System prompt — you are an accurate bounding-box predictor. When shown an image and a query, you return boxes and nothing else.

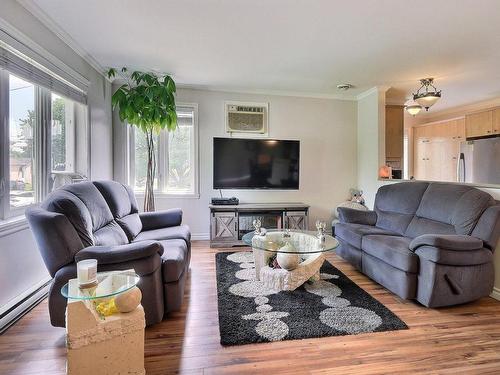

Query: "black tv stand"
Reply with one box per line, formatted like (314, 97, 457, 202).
(209, 202, 309, 248)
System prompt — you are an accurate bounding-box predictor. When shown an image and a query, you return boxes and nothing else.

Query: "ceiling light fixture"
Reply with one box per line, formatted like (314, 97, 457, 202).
(337, 83, 353, 91)
(405, 103, 422, 117)
(412, 78, 441, 111)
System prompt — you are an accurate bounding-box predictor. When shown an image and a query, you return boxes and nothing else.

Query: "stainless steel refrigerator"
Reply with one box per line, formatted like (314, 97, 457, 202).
(458, 136, 500, 185)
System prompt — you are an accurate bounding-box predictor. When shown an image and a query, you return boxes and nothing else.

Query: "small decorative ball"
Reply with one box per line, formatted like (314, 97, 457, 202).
(277, 252, 300, 271)
(115, 286, 142, 313)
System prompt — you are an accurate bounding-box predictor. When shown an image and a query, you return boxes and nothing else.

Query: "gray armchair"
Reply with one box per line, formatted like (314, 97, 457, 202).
(335, 182, 500, 307)
(27, 180, 191, 327)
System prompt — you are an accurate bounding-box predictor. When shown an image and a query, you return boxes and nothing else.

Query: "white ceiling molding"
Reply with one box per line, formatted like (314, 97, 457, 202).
(177, 83, 358, 101)
(356, 86, 390, 101)
(17, 0, 108, 80)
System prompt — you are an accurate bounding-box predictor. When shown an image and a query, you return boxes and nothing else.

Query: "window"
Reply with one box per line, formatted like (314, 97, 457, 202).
(129, 104, 198, 197)
(8, 75, 35, 211)
(0, 70, 88, 219)
(51, 94, 75, 173)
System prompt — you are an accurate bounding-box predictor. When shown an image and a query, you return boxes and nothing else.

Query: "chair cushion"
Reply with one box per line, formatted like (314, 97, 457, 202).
(160, 239, 189, 282)
(335, 223, 399, 249)
(362, 235, 418, 273)
(133, 225, 191, 245)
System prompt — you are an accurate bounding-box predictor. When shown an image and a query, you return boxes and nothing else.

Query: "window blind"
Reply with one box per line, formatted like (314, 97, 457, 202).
(0, 44, 87, 105)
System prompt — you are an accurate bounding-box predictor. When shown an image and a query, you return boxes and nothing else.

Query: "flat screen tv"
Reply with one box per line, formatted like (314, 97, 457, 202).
(213, 137, 300, 189)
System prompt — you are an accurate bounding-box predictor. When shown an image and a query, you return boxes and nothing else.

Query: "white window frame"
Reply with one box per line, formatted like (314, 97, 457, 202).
(0, 69, 44, 219)
(0, 69, 88, 220)
(129, 103, 199, 199)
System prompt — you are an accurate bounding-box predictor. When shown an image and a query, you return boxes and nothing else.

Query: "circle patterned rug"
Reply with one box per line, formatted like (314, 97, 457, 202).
(216, 251, 408, 346)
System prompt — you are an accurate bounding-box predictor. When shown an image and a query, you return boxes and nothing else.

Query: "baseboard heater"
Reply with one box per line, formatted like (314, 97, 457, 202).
(0, 279, 51, 334)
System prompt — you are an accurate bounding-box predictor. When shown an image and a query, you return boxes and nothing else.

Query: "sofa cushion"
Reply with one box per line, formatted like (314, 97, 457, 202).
(335, 223, 399, 249)
(160, 239, 189, 282)
(374, 182, 429, 235)
(93, 181, 143, 240)
(61, 182, 115, 232)
(117, 213, 143, 241)
(362, 235, 418, 273)
(93, 220, 129, 246)
(93, 180, 140, 218)
(133, 225, 191, 245)
(409, 183, 494, 237)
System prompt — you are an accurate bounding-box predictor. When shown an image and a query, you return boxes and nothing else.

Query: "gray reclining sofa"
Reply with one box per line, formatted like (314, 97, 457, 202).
(335, 181, 500, 307)
(26, 180, 191, 327)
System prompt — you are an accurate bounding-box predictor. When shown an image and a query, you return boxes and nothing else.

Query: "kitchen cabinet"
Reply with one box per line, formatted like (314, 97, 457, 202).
(465, 110, 493, 138)
(494, 108, 500, 135)
(412, 118, 464, 182)
(385, 105, 404, 160)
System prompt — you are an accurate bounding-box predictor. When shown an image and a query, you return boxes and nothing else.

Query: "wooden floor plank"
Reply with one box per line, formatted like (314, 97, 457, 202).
(0, 240, 499, 374)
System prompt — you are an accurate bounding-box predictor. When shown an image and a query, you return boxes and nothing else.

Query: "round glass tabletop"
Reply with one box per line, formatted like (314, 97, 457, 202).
(242, 229, 339, 254)
(61, 270, 140, 300)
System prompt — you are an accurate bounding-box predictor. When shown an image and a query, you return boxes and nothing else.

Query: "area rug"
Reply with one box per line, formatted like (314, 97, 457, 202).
(216, 251, 408, 346)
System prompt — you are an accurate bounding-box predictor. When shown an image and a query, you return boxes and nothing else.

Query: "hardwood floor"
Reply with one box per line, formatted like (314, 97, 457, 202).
(1, 241, 500, 374)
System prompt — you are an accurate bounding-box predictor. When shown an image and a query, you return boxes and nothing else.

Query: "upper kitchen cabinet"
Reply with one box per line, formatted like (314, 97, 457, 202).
(465, 110, 493, 138)
(385, 105, 404, 178)
(385, 105, 404, 159)
(494, 108, 500, 135)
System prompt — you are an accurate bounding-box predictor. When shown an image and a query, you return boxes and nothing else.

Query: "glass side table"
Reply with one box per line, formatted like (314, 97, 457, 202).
(61, 270, 145, 375)
(62, 270, 139, 304)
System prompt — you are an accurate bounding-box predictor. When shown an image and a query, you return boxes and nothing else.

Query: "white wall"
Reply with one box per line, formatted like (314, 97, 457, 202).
(358, 88, 500, 295)
(122, 88, 358, 237)
(357, 88, 386, 207)
(0, 0, 113, 315)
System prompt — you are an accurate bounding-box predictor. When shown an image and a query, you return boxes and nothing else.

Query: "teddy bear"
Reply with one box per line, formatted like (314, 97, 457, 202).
(349, 188, 366, 206)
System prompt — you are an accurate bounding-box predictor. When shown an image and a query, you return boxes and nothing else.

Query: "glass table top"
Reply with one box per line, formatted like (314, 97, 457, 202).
(61, 270, 140, 300)
(242, 229, 339, 254)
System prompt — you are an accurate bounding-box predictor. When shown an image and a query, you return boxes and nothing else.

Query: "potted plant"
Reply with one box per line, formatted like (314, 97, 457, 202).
(107, 68, 177, 211)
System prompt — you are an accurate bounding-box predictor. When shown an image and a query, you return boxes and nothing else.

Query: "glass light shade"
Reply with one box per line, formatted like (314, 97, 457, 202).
(405, 104, 422, 116)
(415, 94, 440, 109)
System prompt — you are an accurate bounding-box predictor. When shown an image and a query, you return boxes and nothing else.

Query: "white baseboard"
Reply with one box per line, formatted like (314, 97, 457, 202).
(191, 232, 210, 240)
(490, 287, 500, 301)
(0, 277, 51, 333)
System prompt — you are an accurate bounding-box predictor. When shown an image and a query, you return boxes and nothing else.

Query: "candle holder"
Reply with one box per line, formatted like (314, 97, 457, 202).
(77, 259, 98, 288)
(253, 219, 262, 234)
(315, 220, 327, 244)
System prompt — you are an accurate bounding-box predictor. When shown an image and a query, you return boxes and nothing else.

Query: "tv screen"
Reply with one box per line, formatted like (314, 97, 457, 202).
(213, 137, 300, 189)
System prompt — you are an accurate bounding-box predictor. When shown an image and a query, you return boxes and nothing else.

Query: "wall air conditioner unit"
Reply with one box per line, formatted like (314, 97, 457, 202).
(225, 101, 268, 136)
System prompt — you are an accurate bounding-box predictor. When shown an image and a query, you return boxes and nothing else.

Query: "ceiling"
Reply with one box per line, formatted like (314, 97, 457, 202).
(21, 0, 500, 110)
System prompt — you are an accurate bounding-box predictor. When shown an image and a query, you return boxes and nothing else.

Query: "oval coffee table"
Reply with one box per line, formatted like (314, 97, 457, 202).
(242, 230, 339, 291)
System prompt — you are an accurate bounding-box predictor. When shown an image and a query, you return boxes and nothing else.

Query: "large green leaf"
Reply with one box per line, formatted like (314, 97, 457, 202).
(108, 67, 178, 132)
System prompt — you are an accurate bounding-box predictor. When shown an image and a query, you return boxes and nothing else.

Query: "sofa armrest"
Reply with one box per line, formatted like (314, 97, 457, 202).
(139, 208, 182, 230)
(337, 207, 377, 225)
(75, 241, 164, 265)
(409, 234, 483, 252)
